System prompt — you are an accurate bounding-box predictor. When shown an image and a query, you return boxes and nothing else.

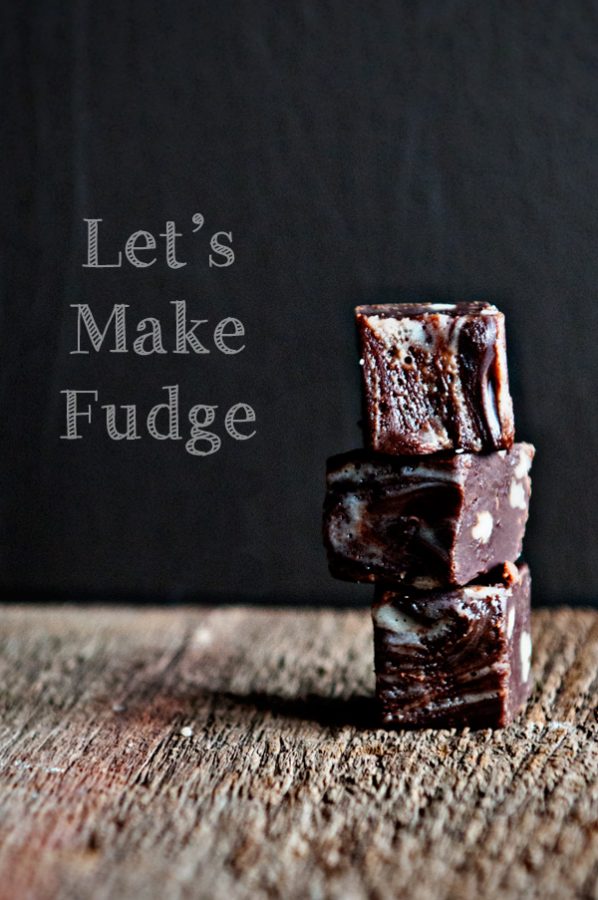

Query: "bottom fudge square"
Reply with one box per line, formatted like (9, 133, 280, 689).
(372, 563, 532, 729)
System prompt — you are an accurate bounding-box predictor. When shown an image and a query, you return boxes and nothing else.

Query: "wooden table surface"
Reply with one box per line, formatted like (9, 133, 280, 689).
(0, 606, 596, 900)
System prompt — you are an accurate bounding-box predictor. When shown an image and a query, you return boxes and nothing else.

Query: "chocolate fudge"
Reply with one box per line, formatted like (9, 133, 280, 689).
(372, 562, 532, 728)
(356, 302, 515, 455)
(323, 442, 534, 588)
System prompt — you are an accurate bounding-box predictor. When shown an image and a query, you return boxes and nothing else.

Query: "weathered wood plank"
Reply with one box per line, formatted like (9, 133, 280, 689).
(0, 607, 595, 899)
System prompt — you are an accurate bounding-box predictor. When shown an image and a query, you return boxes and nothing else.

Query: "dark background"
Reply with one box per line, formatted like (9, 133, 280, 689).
(3, 1, 598, 606)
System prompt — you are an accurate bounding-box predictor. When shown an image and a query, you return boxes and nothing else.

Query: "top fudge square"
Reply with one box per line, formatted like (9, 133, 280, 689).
(356, 302, 515, 455)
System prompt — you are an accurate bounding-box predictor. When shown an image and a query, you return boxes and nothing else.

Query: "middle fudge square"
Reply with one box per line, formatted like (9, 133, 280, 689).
(323, 442, 534, 589)
(356, 302, 515, 455)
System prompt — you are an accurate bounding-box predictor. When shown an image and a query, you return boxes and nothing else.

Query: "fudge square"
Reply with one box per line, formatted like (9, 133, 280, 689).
(356, 302, 515, 455)
(323, 442, 534, 589)
(372, 562, 532, 729)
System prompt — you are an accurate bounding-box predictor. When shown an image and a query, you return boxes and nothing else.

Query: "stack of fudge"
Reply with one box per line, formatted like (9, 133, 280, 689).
(323, 303, 534, 728)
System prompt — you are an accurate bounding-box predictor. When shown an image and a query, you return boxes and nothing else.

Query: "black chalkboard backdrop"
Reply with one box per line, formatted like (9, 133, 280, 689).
(3, 2, 598, 605)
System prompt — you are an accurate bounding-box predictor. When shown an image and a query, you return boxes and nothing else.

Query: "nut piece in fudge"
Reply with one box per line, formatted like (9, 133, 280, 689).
(372, 562, 532, 729)
(356, 302, 515, 455)
(323, 442, 534, 589)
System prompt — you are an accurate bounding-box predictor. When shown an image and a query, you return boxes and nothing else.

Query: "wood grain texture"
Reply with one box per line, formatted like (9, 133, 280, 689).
(0, 606, 596, 900)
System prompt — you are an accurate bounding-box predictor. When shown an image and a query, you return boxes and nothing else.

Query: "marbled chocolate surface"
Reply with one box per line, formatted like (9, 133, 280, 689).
(323, 443, 534, 588)
(356, 302, 515, 455)
(372, 563, 532, 728)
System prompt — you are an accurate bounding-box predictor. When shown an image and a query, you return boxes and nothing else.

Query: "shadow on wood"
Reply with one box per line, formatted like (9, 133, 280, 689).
(212, 690, 378, 729)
